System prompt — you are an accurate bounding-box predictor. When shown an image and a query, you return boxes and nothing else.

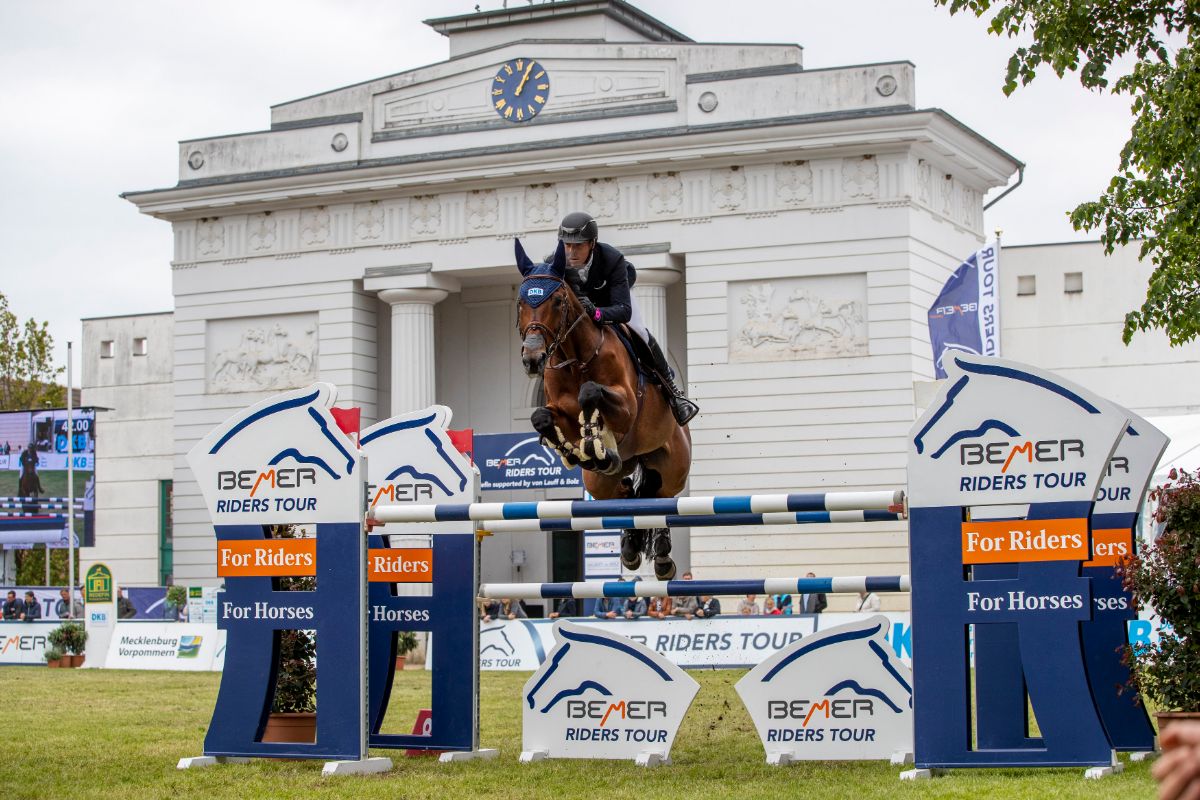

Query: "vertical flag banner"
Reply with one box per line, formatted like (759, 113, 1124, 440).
(927, 244, 999, 378)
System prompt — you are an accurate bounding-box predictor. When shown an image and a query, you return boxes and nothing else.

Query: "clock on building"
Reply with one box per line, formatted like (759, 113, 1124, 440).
(491, 58, 550, 122)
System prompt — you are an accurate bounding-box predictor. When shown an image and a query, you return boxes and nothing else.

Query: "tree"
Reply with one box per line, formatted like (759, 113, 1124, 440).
(936, 1, 1200, 345)
(0, 291, 64, 410)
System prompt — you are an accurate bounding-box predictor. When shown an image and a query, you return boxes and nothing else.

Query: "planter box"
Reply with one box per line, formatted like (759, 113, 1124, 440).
(261, 712, 316, 744)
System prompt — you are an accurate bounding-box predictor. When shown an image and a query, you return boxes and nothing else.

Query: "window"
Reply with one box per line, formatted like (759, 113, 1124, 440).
(133, 337, 148, 356)
(1017, 275, 1036, 296)
(1064, 272, 1083, 294)
(100, 340, 114, 358)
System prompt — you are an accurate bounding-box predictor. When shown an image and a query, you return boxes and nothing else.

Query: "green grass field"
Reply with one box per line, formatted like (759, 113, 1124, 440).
(0, 668, 1156, 800)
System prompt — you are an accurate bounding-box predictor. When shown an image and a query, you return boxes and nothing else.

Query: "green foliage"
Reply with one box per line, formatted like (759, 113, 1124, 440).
(0, 290, 64, 410)
(935, 0, 1200, 344)
(43, 646, 63, 663)
(166, 585, 188, 609)
(396, 630, 419, 656)
(269, 524, 317, 714)
(48, 621, 88, 655)
(1119, 468, 1200, 710)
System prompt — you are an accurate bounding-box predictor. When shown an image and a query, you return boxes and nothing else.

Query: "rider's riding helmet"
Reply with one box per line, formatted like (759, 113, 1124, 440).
(558, 211, 598, 243)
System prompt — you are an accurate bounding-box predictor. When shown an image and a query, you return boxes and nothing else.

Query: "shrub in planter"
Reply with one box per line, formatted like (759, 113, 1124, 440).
(1118, 468, 1200, 715)
(263, 524, 317, 744)
(48, 622, 87, 657)
(395, 630, 419, 669)
(166, 585, 188, 621)
(44, 646, 64, 668)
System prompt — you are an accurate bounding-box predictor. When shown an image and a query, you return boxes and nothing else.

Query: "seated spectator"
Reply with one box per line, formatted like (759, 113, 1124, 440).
(548, 598, 579, 619)
(593, 596, 621, 619)
(117, 588, 136, 620)
(738, 593, 761, 615)
(480, 599, 501, 622)
(646, 595, 673, 619)
(2, 590, 23, 621)
(856, 589, 881, 612)
(672, 570, 699, 620)
(696, 594, 720, 618)
(763, 596, 781, 615)
(20, 591, 41, 621)
(54, 588, 80, 620)
(771, 593, 793, 615)
(499, 598, 527, 620)
(623, 596, 647, 620)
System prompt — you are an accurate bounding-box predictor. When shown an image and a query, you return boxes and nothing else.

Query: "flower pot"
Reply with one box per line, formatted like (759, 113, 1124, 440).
(395, 655, 406, 671)
(261, 712, 317, 744)
(67, 654, 85, 668)
(46, 659, 62, 668)
(1156, 711, 1200, 738)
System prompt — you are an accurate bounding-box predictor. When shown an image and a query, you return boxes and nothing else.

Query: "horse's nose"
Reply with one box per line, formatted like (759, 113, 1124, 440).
(521, 350, 546, 376)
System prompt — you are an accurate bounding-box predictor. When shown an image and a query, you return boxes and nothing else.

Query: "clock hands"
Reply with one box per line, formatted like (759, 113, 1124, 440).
(515, 62, 534, 96)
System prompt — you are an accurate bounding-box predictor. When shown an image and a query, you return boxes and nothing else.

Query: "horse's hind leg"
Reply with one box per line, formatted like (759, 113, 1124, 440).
(650, 528, 675, 580)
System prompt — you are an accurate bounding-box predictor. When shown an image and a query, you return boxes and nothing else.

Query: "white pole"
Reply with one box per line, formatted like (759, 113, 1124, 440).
(67, 341, 74, 616)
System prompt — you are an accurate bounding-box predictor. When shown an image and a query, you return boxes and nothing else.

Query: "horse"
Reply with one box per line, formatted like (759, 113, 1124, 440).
(515, 239, 691, 580)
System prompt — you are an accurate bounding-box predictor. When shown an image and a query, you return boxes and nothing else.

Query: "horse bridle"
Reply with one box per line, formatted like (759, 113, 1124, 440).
(518, 277, 605, 371)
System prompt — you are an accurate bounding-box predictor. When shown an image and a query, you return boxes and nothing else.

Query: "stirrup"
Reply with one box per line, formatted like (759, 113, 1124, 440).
(670, 396, 699, 426)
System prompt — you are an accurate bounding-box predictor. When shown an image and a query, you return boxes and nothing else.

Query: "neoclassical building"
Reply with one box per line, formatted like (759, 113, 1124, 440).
(120, 0, 1023, 604)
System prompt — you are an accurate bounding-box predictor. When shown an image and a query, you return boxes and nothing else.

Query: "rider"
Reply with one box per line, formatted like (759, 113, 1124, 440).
(557, 211, 699, 426)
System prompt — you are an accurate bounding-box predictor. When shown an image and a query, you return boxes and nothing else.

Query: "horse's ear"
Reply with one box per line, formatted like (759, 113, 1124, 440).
(550, 239, 567, 278)
(515, 238, 535, 277)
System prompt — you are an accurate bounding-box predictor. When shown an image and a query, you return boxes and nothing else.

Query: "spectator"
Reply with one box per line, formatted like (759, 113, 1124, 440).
(672, 570, 699, 620)
(738, 593, 761, 615)
(55, 588, 81, 619)
(20, 591, 41, 621)
(623, 596, 647, 620)
(117, 588, 137, 620)
(499, 598, 527, 620)
(771, 593, 793, 615)
(856, 589, 881, 612)
(646, 595, 673, 619)
(763, 596, 781, 615)
(1155, 720, 1200, 800)
(2, 590, 24, 621)
(480, 599, 501, 622)
(548, 598, 579, 619)
(593, 596, 621, 619)
(696, 594, 721, 618)
(800, 572, 828, 614)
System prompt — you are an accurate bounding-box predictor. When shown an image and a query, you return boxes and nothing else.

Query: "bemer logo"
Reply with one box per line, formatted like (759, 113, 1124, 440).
(565, 699, 668, 726)
(369, 482, 436, 506)
(959, 439, 1084, 472)
(217, 468, 318, 494)
(767, 698, 876, 726)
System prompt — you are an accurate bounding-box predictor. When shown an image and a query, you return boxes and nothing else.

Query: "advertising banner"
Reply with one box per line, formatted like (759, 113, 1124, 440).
(104, 622, 225, 671)
(927, 244, 999, 378)
(475, 432, 581, 491)
(0, 621, 57, 664)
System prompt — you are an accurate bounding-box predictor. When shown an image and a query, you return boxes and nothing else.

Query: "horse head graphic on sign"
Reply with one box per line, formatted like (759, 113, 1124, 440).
(361, 406, 472, 507)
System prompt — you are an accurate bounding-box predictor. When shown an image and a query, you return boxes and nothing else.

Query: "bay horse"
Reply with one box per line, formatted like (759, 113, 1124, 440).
(515, 239, 691, 580)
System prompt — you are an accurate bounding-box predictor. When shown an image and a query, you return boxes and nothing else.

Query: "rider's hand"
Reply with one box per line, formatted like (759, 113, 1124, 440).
(578, 297, 600, 322)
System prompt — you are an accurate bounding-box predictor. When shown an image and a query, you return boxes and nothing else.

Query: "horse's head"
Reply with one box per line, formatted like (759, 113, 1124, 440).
(515, 238, 581, 377)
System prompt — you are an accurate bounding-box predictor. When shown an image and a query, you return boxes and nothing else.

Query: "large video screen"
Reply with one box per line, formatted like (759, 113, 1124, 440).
(0, 407, 96, 549)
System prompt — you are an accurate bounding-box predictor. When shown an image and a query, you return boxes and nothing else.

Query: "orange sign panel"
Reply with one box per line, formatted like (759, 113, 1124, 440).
(368, 548, 433, 583)
(217, 539, 316, 577)
(1083, 528, 1134, 568)
(961, 518, 1090, 564)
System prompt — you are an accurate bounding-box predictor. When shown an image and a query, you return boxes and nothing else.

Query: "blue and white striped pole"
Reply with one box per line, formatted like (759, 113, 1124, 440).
(478, 575, 910, 600)
(373, 489, 904, 524)
(477, 509, 902, 533)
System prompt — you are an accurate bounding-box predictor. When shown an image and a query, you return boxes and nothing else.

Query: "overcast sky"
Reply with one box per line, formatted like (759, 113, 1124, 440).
(0, 0, 1135, 380)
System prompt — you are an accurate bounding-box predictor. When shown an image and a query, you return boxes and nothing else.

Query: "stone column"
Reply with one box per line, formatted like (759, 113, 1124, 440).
(632, 267, 681, 351)
(378, 288, 448, 415)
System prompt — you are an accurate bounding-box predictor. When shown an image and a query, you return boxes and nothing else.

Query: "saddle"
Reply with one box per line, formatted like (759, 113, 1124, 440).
(611, 325, 662, 387)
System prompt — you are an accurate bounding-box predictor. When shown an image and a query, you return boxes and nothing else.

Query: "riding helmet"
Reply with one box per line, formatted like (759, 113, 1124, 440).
(558, 211, 598, 243)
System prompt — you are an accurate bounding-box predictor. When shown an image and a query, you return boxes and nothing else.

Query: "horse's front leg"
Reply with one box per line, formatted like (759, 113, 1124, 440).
(577, 381, 630, 476)
(531, 406, 583, 468)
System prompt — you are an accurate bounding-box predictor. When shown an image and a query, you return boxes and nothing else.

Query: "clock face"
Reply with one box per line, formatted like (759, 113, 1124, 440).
(491, 58, 550, 123)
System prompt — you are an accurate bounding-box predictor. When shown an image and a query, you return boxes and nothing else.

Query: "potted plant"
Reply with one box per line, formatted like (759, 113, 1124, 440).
(165, 585, 188, 621)
(261, 524, 317, 745)
(395, 631, 419, 671)
(1119, 467, 1200, 729)
(44, 646, 64, 668)
(48, 621, 87, 667)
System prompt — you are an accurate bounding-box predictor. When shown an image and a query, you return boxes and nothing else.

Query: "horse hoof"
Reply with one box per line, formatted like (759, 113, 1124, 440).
(621, 530, 645, 570)
(653, 557, 676, 581)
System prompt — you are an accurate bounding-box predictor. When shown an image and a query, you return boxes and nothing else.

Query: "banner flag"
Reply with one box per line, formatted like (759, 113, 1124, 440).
(927, 244, 999, 378)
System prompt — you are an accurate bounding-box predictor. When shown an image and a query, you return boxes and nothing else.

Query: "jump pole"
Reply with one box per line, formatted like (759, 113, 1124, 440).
(476, 509, 903, 534)
(479, 575, 910, 600)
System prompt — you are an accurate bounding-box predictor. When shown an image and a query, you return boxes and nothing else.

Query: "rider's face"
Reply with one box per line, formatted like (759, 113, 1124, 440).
(563, 240, 594, 268)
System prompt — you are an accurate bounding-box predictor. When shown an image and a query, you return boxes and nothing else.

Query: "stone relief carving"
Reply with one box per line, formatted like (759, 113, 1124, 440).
(197, 220, 225, 256)
(247, 213, 276, 252)
(843, 156, 878, 200)
(354, 202, 384, 241)
(916, 163, 932, 205)
(300, 207, 330, 246)
(648, 172, 682, 215)
(207, 313, 319, 393)
(466, 190, 499, 231)
(524, 183, 559, 227)
(775, 161, 813, 206)
(411, 195, 441, 237)
(728, 275, 868, 362)
(940, 176, 954, 217)
(585, 179, 620, 218)
(711, 167, 746, 210)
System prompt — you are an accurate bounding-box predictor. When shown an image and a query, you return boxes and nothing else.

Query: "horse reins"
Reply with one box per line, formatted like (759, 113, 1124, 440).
(519, 279, 605, 372)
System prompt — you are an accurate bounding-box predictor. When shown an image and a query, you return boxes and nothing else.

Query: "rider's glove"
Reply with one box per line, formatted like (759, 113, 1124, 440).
(579, 297, 602, 323)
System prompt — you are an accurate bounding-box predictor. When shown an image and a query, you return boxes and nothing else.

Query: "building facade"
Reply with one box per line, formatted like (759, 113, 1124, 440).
(120, 1, 1027, 604)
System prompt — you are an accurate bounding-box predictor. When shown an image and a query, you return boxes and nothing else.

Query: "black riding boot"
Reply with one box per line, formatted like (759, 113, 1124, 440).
(646, 335, 699, 426)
